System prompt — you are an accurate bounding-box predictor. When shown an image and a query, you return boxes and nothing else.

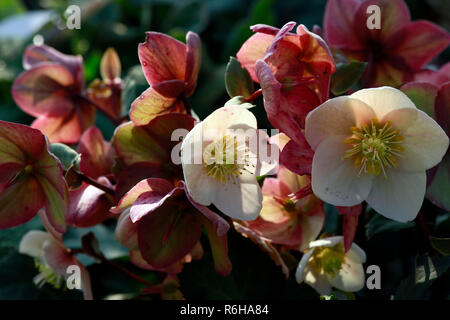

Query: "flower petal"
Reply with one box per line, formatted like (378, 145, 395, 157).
(326, 256, 365, 293)
(350, 86, 416, 119)
(211, 170, 263, 221)
(19, 230, 53, 258)
(366, 170, 426, 222)
(311, 135, 374, 206)
(305, 96, 376, 150)
(138, 32, 186, 85)
(184, 31, 201, 96)
(115, 209, 139, 250)
(236, 33, 274, 82)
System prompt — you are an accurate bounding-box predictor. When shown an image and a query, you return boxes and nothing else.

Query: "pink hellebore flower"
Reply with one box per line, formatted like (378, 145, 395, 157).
(130, 32, 201, 126)
(305, 87, 449, 222)
(237, 22, 336, 144)
(324, 0, 450, 87)
(296, 236, 366, 295)
(243, 134, 324, 250)
(12, 45, 96, 144)
(19, 230, 92, 300)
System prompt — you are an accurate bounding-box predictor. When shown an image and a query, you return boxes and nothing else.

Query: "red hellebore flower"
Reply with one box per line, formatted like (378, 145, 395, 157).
(130, 32, 201, 126)
(0, 120, 68, 233)
(237, 21, 336, 144)
(111, 178, 232, 276)
(12, 44, 96, 144)
(324, 0, 450, 87)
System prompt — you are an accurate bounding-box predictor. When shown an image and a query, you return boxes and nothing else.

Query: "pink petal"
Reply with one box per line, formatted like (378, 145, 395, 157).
(279, 139, 314, 176)
(138, 32, 186, 86)
(388, 21, 450, 70)
(78, 127, 114, 179)
(324, 0, 363, 50)
(337, 204, 362, 252)
(184, 32, 201, 96)
(236, 33, 274, 82)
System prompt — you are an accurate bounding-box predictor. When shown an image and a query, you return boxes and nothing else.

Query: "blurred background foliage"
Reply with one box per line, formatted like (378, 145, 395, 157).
(0, 0, 449, 300)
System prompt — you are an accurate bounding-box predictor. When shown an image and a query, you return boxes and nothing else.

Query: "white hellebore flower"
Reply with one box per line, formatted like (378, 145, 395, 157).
(305, 87, 449, 222)
(181, 104, 276, 220)
(296, 236, 366, 295)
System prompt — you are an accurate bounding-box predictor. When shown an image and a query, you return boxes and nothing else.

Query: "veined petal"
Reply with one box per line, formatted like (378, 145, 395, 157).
(236, 33, 274, 82)
(311, 136, 374, 206)
(138, 32, 186, 85)
(350, 87, 416, 119)
(394, 109, 449, 171)
(12, 63, 75, 118)
(366, 170, 426, 222)
(305, 96, 375, 150)
(324, 0, 362, 50)
(212, 170, 262, 221)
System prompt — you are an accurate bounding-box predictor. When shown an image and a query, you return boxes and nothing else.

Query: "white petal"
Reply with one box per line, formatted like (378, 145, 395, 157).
(295, 250, 314, 283)
(350, 87, 416, 119)
(366, 170, 426, 222)
(212, 170, 262, 221)
(311, 136, 374, 206)
(304, 267, 332, 296)
(326, 256, 365, 293)
(396, 109, 449, 172)
(347, 243, 367, 264)
(19, 230, 54, 258)
(309, 236, 344, 249)
(305, 96, 376, 150)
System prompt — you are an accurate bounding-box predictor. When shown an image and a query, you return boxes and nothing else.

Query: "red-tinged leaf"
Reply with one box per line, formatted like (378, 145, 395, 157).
(23, 44, 84, 85)
(388, 21, 450, 70)
(31, 98, 96, 144)
(354, 0, 411, 44)
(114, 162, 171, 203)
(100, 47, 121, 82)
(400, 82, 438, 118)
(111, 178, 174, 214)
(280, 139, 314, 176)
(115, 210, 139, 250)
(0, 175, 44, 229)
(68, 180, 113, 228)
(138, 32, 186, 86)
(78, 127, 114, 179)
(129, 80, 186, 126)
(12, 63, 76, 118)
(184, 31, 201, 97)
(236, 33, 274, 82)
(198, 214, 232, 276)
(435, 82, 450, 134)
(337, 204, 362, 252)
(324, 0, 363, 50)
(138, 202, 202, 268)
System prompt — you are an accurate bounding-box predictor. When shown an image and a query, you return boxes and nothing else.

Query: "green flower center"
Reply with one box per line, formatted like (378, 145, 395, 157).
(203, 135, 250, 183)
(310, 243, 346, 278)
(344, 118, 404, 178)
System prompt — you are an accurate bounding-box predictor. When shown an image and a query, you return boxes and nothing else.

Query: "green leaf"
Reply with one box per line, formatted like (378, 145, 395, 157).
(50, 143, 80, 171)
(330, 60, 367, 95)
(225, 57, 255, 99)
(366, 213, 415, 239)
(430, 236, 450, 256)
(395, 254, 450, 299)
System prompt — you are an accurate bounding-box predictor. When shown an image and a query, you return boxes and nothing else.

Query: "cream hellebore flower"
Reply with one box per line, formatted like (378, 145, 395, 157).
(19, 230, 93, 300)
(305, 87, 449, 222)
(181, 104, 276, 220)
(295, 236, 366, 295)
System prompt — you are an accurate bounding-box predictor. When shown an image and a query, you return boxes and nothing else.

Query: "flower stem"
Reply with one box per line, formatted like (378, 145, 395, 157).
(244, 89, 263, 103)
(76, 172, 115, 196)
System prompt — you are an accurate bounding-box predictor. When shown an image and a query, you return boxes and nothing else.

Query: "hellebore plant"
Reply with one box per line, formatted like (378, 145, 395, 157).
(323, 0, 450, 87)
(1, 0, 450, 301)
